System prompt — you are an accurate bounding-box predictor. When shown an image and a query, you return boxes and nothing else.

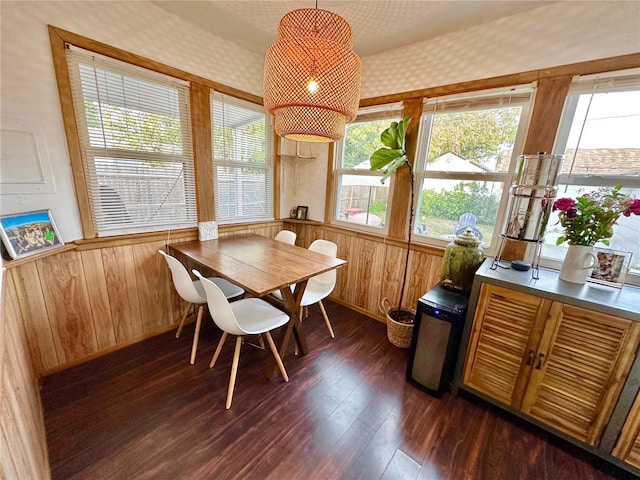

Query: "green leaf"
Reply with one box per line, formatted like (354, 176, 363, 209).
(555, 236, 566, 246)
(370, 148, 404, 170)
(396, 117, 411, 149)
(380, 122, 400, 149)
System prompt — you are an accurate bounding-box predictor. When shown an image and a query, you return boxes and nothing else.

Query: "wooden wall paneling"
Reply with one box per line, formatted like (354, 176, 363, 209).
(101, 245, 144, 343)
(0, 427, 20, 480)
(163, 244, 193, 324)
(191, 82, 215, 222)
(1, 273, 8, 381)
(2, 344, 46, 479)
(131, 241, 174, 333)
(10, 264, 59, 372)
(1, 387, 32, 479)
(80, 249, 117, 350)
(36, 251, 98, 364)
(1, 274, 51, 479)
(385, 98, 422, 241)
(342, 234, 363, 307)
(327, 230, 350, 303)
(316, 228, 351, 305)
(523, 75, 572, 154)
(403, 250, 438, 311)
(380, 243, 407, 315)
(351, 236, 386, 313)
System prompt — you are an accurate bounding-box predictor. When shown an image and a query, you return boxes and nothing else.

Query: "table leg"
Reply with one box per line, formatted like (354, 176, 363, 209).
(266, 279, 308, 380)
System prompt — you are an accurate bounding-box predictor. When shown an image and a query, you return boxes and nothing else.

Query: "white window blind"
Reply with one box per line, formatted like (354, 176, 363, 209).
(66, 46, 196, 236)
(211, 92, 274, 224)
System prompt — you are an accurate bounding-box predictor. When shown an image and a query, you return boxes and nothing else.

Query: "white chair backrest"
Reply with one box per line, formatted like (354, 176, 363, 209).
(308, 239, 337, 285)
(159, 250, 204, 304)
(275, 230, 297, 245)
(192, 270, 245, 336)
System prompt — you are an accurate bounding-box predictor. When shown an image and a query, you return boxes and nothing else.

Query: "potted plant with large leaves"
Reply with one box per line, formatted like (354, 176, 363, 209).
(369, 116, 416, 348)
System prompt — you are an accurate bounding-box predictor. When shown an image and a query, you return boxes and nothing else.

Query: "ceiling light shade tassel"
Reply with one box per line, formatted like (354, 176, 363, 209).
(264, 8, 361, 143)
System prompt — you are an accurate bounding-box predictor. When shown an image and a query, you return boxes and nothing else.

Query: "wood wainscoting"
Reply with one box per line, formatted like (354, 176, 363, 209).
(285, 221, 445, 319)
(2, 222, 284, 377)
(3, 220, 444, 378)
(1, 270, 51, 479)
(0, 219, 444, 479)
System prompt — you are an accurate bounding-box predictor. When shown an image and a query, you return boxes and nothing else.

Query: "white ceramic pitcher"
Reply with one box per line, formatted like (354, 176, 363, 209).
(559, 245, 597, 284)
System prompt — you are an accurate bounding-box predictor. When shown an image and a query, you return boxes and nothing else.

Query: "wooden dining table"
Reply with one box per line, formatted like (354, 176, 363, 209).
(169, 234, 346, 379)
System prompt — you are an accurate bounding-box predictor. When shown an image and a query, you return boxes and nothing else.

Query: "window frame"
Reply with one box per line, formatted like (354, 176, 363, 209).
(67, 48, 197, 236)
(539, 69, 640, 285)
(49, 26, 266, 240)
(331, 105, 404, 234)
(412, 86, 534, 255)
(210, 92, 275, 225)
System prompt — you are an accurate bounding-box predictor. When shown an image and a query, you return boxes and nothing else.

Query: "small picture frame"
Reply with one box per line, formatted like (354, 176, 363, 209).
(587, 248, 633, 288)
(0, 209, 64, 260)
(296, 205, 308, 220)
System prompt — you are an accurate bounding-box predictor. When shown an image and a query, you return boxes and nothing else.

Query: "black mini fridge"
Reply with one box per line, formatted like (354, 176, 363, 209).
(406, 284, 469, 397)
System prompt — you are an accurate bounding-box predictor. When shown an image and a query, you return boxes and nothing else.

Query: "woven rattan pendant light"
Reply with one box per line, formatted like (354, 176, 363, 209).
(263, 7, 361, 143)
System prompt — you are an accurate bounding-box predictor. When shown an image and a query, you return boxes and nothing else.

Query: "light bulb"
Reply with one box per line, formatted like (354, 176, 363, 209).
(307, 79, 319, 94)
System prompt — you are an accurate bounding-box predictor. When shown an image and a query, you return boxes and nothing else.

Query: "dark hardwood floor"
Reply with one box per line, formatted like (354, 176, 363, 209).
(41, 300, 632, 480)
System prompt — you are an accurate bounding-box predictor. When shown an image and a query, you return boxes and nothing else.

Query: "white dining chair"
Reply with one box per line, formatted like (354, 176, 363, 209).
(159, 250, 244, 365)
(192, 269, 290, 409)
(274, 229, 297, 245)
(272, 239, 337, 340)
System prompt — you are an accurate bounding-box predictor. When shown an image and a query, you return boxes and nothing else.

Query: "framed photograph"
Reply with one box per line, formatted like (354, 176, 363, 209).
(587, 248, 633, 288)
(0, 209, 64, 260)
(296, 205, 308, 220)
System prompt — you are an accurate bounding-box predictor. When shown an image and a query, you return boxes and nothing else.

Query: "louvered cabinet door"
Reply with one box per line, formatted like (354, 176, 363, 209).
(521, 303, 640, 445)
(463, 284, 551, 407)
(613, 390, 640, 469)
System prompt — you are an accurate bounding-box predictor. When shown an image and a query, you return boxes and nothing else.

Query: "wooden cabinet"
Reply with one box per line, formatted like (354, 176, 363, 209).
(463, 284, 550, 407)
(463, 284, 640, 445)
(613, 390, 640, 469)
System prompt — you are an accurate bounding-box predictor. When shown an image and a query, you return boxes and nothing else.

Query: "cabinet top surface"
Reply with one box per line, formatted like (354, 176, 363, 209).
(475, 259, 640, 321)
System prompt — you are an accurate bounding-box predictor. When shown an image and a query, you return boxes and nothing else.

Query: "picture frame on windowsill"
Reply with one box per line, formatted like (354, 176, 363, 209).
(587, 247, 633, 289)
(0, 209, 64, 260)
(296, 205, 308, 220)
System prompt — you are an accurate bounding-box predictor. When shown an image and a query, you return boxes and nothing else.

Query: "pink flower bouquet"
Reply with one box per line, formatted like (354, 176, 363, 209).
(552, 186, 640, 246)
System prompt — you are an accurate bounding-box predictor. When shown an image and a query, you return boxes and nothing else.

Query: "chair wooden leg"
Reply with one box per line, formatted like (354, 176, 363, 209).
(210, 332, 228, 368)
(175, 303, 192, 338)
(265, 331, 289, 382)
(318, 300, 335, 338)
(189, 305, 204, 365)
(226, 337, 242, 409)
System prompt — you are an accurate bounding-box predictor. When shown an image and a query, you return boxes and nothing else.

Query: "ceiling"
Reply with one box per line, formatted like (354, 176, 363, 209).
(153, 1, 556, 57)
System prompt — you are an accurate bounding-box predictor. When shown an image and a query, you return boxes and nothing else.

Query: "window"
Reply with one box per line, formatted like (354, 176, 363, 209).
(67, 46, 196, 236)
(333, 105, 403, 230)
(414, 87, 532, 252)
(542, 70, 640, 279)
(211, 93, 274, 224)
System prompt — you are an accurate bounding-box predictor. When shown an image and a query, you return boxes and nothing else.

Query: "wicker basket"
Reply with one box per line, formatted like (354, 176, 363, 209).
(380, 298, 414, 349)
